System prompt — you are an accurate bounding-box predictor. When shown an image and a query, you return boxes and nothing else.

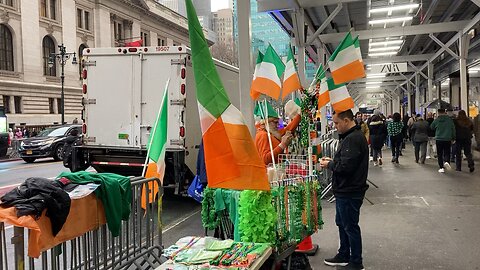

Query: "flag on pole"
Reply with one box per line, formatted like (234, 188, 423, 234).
(250, 51, 264, 100)
(281, 45, 302, 100)
(353, 36, 362, 63)
(327, 78, 354, 113)
(317, 66, 330, 109)
(329, 33, 365, 84)
(186, 0, 269, 191)
(250, 44, 285, 100)
(142, 80, 169, 208)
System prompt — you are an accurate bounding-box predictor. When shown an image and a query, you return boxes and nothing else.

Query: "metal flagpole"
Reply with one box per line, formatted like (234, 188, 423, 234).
(261, 99, 277, 170)
(142, 78, 170, 176)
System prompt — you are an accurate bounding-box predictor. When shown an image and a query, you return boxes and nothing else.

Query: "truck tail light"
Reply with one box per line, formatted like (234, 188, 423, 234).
(82, 124, 87, 134)
(181, 84, 185, 95)
(179, 126, 185, 137)
(128, 48, 138, 52)
(181, 68, 185, 79)
(82, 84, 87, 94)
(82, 70, 87, 79)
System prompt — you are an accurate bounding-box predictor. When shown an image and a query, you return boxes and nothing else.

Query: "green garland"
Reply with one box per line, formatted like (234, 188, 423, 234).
(201, 187, 219, 230)
(238, 190, 277, 243)
(299, 90, 318, 147)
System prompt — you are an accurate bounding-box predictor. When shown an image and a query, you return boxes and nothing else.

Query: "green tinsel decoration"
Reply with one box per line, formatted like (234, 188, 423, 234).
(238, 190, 277, 243)
(201, 187, 220, 230)
(299, 90, 319, 148)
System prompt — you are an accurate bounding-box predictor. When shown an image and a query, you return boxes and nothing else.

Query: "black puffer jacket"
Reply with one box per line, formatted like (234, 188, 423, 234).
(0, 177, 71, 236)
(368, 116, 387, 149)
(328, 125, 369, 198)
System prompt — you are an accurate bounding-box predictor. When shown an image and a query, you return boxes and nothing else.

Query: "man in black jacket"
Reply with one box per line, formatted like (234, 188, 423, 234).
(320, 109, 369, 270)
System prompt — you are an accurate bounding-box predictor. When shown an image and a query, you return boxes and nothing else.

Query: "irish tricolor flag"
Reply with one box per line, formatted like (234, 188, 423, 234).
(186, 0, 269, 191)
(316, 66, 330, 109)
(142, 80, 169, 208)
(144, 80, 168, 181)
(281, 45, 302, 99)
(250, 44, 285, 100)
(329, 33, 365, 84)
(250, 51, 264, 100)
(327, 78, 354, 113)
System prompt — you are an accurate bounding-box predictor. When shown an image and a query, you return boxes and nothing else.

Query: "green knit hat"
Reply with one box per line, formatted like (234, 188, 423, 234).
(254, 101, 279, 119)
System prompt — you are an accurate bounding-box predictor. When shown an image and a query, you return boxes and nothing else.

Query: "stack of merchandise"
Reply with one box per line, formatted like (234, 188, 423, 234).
(163, 237, 269, 269)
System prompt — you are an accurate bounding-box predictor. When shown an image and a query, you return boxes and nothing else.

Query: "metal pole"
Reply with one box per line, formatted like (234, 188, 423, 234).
(60, 44, 65, 125)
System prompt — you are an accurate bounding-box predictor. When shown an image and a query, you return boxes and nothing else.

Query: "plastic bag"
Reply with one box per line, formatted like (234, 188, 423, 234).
(187, 175, 204, 203)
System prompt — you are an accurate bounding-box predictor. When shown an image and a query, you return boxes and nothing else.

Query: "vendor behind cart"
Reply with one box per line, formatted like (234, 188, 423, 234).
(254, 101, 300, 164)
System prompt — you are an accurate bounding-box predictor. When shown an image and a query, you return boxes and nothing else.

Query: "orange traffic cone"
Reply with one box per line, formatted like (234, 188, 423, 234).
(295, 236, 319, 256)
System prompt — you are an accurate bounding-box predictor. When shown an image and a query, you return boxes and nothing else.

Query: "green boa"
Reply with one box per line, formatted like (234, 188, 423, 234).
(238, 190, 277, 243)
(201, 187, 219, 230)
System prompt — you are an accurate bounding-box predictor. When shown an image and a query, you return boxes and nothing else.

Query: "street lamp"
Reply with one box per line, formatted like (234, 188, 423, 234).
(48, 44, 77, 125)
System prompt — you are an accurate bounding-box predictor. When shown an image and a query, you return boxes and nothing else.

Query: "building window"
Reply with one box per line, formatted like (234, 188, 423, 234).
(76, 8, 91, 30)
(77, 9, 82, 28)
(40, 0, 56, 20)
(78, 44, 87, 79)
(3, 95, 10, 113)
(49, 98, 55, 114)
(43, 36, 56, 76)
(84, 11, 90, 30)
(0, 24, 14, 71)
(57, 98, 62, 115)
(113, 21, 123, 44)
(0, 0, 13, 7)
(157, 36, 166, 46)
(14, 96, 21, 113)
(141, 31, 149, 46)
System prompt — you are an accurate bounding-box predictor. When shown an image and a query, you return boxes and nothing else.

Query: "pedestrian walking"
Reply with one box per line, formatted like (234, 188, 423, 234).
(411, 116, 429, 164)
(426, 112, 436, 159)
(430, 108, 456, 173)
(320, 109, 369, 270)
(368, 114, 386, 166)
(454, 110, 475, 172)
(387, 113, 404, 164)
(474, 114, 480, 151)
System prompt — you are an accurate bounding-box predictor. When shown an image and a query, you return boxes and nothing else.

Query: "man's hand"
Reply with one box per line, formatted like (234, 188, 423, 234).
(281, 131, 293, 147)
(319, 157, 332, 168)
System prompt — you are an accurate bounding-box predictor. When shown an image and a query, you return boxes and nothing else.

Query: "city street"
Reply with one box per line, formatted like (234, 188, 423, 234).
(0, 158, 201, 247)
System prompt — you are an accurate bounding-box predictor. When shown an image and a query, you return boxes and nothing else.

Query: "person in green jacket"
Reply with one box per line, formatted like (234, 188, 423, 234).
(430, 108, 456, 173)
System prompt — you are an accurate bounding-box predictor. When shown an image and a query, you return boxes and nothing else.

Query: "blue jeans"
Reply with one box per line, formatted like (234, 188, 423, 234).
(335, 196, 364, 264)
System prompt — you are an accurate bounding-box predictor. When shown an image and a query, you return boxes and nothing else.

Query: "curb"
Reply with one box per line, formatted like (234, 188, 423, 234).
(0, 157, 22, 163)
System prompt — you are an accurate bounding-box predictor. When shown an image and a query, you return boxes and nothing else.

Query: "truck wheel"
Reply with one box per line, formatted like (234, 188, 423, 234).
(53, 144, 65, 161)
(23, 157, 36, 163)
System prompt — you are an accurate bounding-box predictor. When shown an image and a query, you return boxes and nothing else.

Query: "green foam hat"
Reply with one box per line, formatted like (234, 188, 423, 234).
(254, 101, 279, 119)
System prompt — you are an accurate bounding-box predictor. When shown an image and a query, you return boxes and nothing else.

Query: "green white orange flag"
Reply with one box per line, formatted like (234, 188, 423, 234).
(281, 45, 302, 100)
(353, 36, 362, 63)
(317, 66, 330, 109)
(250, 51, 264, 100)
(186, 0, 269, 191)
(329, 32, 365, 84)
(142, 79, 169, 208)
(327, 78, 354, 113)
(250, 44, 285, 100)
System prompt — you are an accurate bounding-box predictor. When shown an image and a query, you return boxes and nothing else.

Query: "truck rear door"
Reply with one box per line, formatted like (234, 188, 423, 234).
(139, 46, 187, 151)
(83, 48, 141, 147)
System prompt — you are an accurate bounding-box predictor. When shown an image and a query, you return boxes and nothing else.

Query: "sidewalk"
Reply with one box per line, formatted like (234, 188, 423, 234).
(311, 146, 480, 270)
(163, 147, 480, 270)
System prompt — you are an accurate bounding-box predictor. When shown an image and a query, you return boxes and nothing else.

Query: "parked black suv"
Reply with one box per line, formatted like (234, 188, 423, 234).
(18, 125, 82, 163)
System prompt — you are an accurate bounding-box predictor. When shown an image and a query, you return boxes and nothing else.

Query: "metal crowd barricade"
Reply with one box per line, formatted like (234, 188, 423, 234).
(0, 176, 162, 270)
(319, 131, 339, 201)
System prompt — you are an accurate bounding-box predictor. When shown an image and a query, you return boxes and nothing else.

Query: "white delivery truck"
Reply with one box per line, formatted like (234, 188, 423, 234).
(70, 46, 240, 194)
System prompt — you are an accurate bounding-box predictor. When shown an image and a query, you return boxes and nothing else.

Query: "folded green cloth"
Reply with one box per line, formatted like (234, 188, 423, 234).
(205, 238, 234, 251)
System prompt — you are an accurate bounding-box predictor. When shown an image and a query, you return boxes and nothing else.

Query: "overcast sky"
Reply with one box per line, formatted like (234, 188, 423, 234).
(211, 0, 229, 12)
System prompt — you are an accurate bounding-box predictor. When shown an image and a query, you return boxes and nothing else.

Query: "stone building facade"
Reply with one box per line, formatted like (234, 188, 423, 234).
(0, 0, 198, 128)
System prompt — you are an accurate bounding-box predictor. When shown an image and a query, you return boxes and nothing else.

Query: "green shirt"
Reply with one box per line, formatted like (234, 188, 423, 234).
(58, 171, 132, 237)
